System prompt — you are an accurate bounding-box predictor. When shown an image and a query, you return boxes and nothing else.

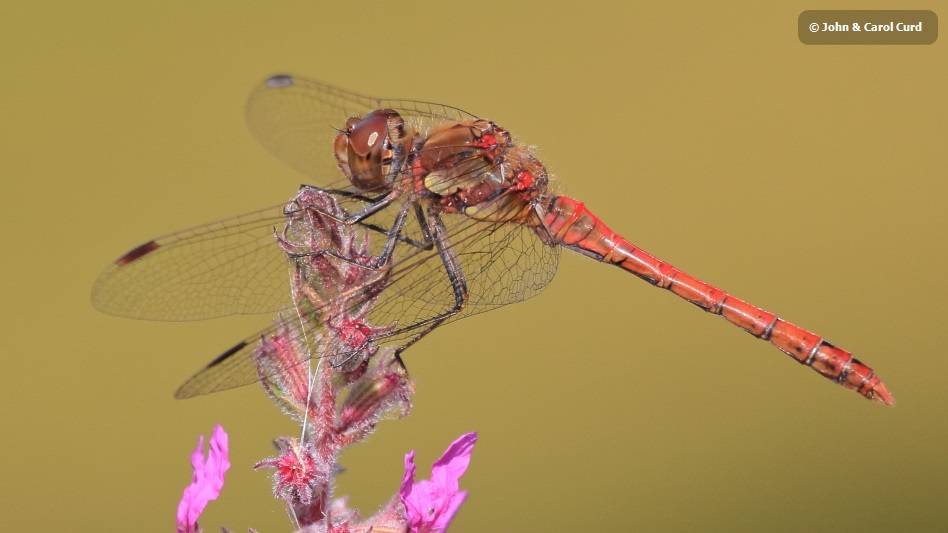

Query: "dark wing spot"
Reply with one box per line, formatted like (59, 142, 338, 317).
(207, 340, 249, 368)
(116, 241, 160, 266)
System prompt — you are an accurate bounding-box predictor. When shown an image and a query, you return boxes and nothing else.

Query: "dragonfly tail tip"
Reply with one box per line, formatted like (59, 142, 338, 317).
(871, 382, 895, 406)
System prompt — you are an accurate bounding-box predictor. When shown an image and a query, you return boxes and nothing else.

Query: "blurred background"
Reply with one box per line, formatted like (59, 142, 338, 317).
(2, 2, 945, 531)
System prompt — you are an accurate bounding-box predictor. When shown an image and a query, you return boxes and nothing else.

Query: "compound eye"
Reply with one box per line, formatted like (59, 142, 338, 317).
(344, 109, 402, 191)
(348, 110, 392, 157)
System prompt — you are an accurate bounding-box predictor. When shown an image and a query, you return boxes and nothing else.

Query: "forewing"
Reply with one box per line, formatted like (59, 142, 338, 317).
(91, 203, 292, 320)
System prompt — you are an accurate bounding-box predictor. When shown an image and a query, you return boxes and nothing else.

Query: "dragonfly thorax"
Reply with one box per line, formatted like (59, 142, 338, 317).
(417, 120, 548, 223)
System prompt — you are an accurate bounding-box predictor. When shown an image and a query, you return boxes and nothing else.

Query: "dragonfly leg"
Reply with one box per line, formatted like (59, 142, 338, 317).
(325, 206, 468, 373)
(321, 205, 412, 270)
(295, 184, 433, 249)
(284, 197, 441, 282)
(380, 208, 469, 364)
(293, 185, 403, 224)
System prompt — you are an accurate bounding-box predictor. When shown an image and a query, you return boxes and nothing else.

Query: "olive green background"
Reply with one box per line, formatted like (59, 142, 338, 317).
(2, 3, 945, 532)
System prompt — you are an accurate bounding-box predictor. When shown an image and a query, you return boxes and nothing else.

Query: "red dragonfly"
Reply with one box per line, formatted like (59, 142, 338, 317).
(92, 74, 893, 404)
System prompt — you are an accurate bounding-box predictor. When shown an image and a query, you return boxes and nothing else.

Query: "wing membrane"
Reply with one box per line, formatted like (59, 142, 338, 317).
(91, 203, 292, 320)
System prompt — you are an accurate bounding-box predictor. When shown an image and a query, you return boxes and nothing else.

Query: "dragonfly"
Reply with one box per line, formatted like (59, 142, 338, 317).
(92, 74, 893, 404)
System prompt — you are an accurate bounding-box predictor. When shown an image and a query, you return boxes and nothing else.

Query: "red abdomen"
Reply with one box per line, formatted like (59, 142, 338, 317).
(541, 195, 893, 405)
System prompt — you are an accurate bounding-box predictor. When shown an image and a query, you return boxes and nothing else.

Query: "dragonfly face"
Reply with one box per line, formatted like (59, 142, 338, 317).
(334, 108, 405, 191)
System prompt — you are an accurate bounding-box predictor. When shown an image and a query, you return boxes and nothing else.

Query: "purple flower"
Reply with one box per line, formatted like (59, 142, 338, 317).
(399, 432, 477, 533)
(177, 425, 230, 533)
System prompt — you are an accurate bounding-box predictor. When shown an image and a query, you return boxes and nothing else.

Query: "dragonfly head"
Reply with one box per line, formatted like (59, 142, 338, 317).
(335, 109, 405, 192)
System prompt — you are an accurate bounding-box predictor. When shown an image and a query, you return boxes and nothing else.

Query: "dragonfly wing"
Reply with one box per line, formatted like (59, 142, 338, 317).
(174, 319, 281, 398)
(91, 203, 292, 320)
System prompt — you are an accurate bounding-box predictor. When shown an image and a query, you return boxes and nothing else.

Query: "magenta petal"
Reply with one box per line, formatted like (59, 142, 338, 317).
(437, 490, 467, 531)
(429, 432, 476, 491)
(399, 432, 476, 533)
(399, 450, 417, 501)
(176, 425, 230, 533)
